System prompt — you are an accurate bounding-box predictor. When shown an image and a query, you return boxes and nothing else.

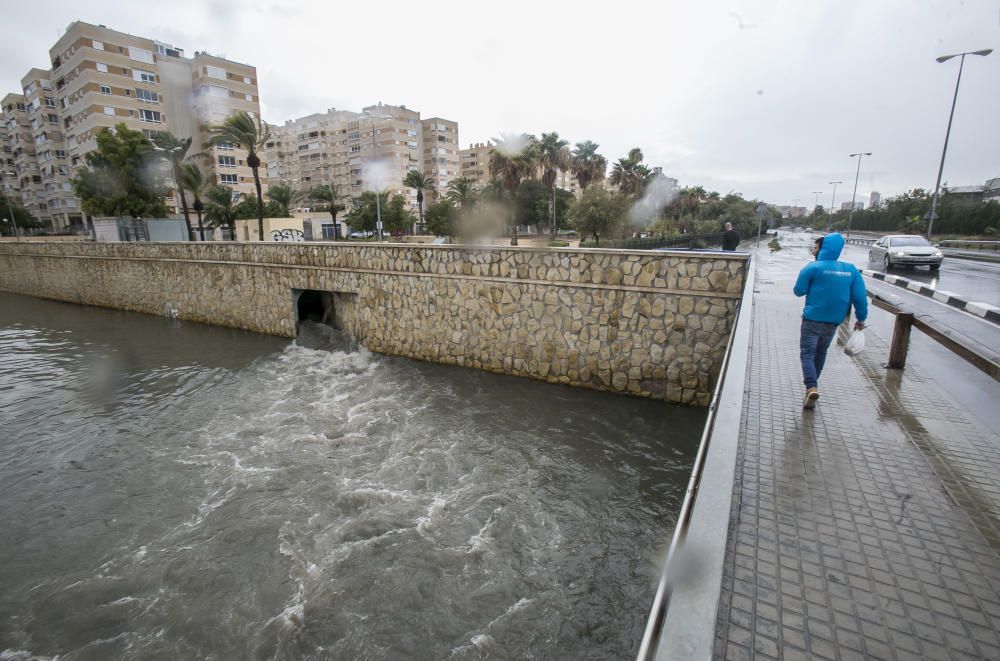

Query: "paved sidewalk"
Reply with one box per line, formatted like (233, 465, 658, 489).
(713, 245, 1000, 660)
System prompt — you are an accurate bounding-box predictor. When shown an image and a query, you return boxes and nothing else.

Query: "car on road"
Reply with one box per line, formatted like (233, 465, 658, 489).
(868, 234, 943, 271)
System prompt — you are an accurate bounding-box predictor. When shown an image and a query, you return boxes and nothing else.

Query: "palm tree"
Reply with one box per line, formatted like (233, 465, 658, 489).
(536, 132, 571, 239)
(489, 133, 537, 245)
(267, 183, 295, 217)
(609, 147, 652, 197)
(403, 170, 436, 233)
(570, 140, 607, 192)
(209, 112, 270, 241)
(179, 161, 209, 240)
(151, 132, 195, 240)
(203, 184, 239, 241)
(307, 183, 345, 236)
(445, 177, 477, 208)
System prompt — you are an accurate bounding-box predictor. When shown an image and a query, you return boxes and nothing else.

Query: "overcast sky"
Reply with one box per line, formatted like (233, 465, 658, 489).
(2, 0, 997, 206)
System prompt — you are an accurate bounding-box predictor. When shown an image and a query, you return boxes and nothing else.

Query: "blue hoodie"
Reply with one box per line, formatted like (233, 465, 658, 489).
(793, 233, 868, 324)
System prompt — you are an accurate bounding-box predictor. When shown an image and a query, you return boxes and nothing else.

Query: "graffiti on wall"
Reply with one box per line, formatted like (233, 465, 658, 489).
(270, 228, 305, 242)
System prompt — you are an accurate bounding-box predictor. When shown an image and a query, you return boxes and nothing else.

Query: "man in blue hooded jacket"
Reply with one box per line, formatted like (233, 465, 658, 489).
(793, 233, 868, 409)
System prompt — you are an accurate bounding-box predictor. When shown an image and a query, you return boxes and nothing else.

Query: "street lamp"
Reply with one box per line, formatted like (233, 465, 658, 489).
(846, 152, 872, 238)
(828, 181, 842, 230)
(3, 170, 21, 240)
(362, 110, 393, 242)
(812, 191, 823, 215)
(927, 48, 993, 239)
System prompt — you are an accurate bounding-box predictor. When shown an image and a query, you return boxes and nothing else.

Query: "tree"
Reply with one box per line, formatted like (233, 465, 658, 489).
(307, 183, 346, 229)
(535, 132, 571, 239)
(233, 196, 286, 220)
(72, 124, 168, 218)
(425, 200, 458, 239)
(403, 169, 435, 232)
(267, 183, 295, 217)
(488, 133, 537, 245)
(514, 179, 548, 228)
(568, 188, 628, 246)
(609, 147, 653, 198)
(0, 192, 42, 236)
(179, 162, 209, 240)
(570, 140, 608, 192)
(346, 191, 389, 234)
(203, 185, 239, 240)
(445, 177, 477, 208)
(151, 131, 196, 240)
(382, 194, 417, 234)
(209, 112, 270, 241)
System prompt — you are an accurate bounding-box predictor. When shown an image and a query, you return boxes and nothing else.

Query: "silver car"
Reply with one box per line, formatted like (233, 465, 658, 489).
(868, 235, 943, 271)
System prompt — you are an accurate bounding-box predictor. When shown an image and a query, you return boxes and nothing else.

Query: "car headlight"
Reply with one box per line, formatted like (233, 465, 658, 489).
(932, 251, 942, 257)
(894, 251, 906, 257)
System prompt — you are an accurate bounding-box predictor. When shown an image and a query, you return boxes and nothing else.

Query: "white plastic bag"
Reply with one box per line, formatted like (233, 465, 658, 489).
(844, 330, 866, 356)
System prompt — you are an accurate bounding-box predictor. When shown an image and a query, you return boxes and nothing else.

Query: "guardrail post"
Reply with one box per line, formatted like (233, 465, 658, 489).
(887, 312, 914, 369)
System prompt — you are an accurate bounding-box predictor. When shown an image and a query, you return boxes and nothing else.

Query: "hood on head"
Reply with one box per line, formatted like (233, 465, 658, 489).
(818, 232, 844, 260)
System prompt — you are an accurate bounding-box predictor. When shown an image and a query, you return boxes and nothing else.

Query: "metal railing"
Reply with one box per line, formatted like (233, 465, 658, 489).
(937, 239, 1000, 251)
(580, 232, 733, 251)
(866, 288, 999, 381)
(636, 255, 756, 660)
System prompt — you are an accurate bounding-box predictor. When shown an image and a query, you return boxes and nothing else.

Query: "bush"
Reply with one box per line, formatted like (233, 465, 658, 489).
(547, 240, 569, 247)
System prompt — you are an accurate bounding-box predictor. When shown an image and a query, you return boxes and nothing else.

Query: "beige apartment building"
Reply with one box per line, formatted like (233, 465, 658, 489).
(264, 103, 459, 219)
(459, 142, 493, 186)
(0, 21, 264, 231)
(1, 93, 48, 223)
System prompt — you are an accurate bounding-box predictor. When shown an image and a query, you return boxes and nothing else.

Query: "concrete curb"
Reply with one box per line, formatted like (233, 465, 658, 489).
(862, 269, 1000, 326)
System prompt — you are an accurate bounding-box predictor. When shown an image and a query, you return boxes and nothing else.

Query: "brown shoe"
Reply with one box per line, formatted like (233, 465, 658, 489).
(803, 387, 819, 409)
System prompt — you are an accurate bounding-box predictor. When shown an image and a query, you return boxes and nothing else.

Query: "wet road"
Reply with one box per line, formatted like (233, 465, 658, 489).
(0, 292, 704, 660)
(839, 237, 1000, 308)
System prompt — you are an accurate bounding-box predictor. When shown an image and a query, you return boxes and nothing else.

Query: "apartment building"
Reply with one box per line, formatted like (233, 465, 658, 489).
(264, 103, 459, 215)
(459, 142, 493, 186)
(20, 68, 77, 227)
(422, 117, 459, 195)
(1, 93, 48, 222)
(1, 21, 264, 231)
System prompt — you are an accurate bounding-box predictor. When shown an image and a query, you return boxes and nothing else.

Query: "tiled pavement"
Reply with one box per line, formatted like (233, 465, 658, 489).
(713, 249, 1000, 660)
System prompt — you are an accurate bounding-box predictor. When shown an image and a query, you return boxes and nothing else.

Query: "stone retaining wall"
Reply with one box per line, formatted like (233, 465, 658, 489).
(0, 242, 748, 405)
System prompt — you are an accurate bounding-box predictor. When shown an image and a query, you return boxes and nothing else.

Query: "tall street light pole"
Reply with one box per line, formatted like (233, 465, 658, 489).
(828, 181, 842, 230)
(812, 191, 823, 218)
(846, 152, 872, 239)
(927, 48, 992, 239)
(363, 111, 394, 242)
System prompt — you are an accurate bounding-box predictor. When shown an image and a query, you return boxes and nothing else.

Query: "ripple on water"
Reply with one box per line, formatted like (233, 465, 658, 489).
(0, 300, 704, 660)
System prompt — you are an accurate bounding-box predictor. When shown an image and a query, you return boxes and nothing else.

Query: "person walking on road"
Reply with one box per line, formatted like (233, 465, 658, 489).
(793, 233, 868, 409)
(721, 222, 741, 251)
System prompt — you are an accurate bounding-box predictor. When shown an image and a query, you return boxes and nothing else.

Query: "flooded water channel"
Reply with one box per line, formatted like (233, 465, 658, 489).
(0, 292, 705, 660)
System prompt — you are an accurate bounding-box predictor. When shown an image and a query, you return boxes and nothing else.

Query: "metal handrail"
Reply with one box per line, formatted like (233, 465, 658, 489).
(635, 255, 756, 660)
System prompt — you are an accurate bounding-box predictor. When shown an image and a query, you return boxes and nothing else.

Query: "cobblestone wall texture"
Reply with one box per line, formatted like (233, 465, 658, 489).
(0, 242, 747, 405)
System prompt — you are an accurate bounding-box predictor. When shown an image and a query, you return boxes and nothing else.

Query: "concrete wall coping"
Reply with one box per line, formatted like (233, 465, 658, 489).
(0, 240, 750, 261)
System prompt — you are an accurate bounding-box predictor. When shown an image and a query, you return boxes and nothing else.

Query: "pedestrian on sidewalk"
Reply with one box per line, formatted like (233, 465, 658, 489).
(721, 222, 740, 251)
(793, 232, 868, 409)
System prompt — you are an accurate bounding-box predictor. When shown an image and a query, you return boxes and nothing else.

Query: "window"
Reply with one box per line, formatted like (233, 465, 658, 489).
(135, 88, 158, 103)
(100, 85, 112, 95)
(92, 40, 104, 50)
(138, 109, 162, 123)
(218, 155, 236, 167)
(348, 132, 360, 141)
(348, 121, 359, 130)
(216, 141, 235, 150)
(96, 62, 108, 73)
(243, 76, 252, 84)
(55, 149, 66, 158)
(219, 173, 238, 184)
(30, 119, 39, 131)
(47, 114, 58, 124)
(206, 65, 227, 80)
(44, 97, 55, 107)
(244, 94, 252, 101)
(133, 70, 156, 83)
(128, 47, 154, 64)
(103, 106, 115, 116)
(350, 145, 361, 153)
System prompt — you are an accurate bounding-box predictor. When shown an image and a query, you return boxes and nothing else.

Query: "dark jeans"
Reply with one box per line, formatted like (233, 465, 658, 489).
(800, 318, 838, 389)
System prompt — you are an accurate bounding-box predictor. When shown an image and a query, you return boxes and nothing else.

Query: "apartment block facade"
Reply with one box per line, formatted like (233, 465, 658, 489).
(0, 21, 264, 231)
(459, 142, 493, 187)
(263, 103, 459, 215)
